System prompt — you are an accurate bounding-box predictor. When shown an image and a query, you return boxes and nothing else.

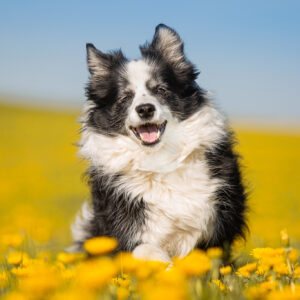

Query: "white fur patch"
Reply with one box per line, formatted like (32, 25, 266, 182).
(125, 60, 172, 132)
(70, 202, 93, 244)
(79, 101, 226, 259)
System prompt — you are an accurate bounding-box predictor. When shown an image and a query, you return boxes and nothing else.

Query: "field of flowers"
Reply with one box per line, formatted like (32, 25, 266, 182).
(0, 102, 300, 299)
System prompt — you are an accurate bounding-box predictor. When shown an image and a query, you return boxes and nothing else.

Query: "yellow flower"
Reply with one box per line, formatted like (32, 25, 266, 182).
(245, 285, 269, 300)
(115, 252, 140, 274)
(267, 285, 300, 300)
(280, 229, 289, 247)
(212, 279, 226, 291)
(245, 280, 277, 299)
(220, 265, 232, 275)
(76, 258, 118, 290)
(274, 263, 290, 276)
(117, 286, 130, 300)
(51, 289, 96, 300)
(174, 249, 211, 276)
(289, 248, 299, 262)
(111, 274, 131, 288)
(7, 252, 29, 266)
(294, 266, 300, 279)
(11, 267, 30, 278)
(252, 248, 286, 267)
(18, 265, 60, 296)
(207, 247, 223, 259)
(57, 252, 85, 264)
(252, 248, 285, 260)
(1, 233, 24, 248)
(83, 236, 118, 255)
(255, 264, 270, 276)
(236, 262, 257, 277)
(140, 280, 187, 300)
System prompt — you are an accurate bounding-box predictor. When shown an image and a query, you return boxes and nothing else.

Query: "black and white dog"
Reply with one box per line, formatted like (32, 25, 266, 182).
(71, 24, 247, 262)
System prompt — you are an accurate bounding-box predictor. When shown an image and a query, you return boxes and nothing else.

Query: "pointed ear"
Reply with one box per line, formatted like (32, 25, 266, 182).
(86, 43, 127, 76)
(143, 24, 184, 65)
(140, 24, 199, 83)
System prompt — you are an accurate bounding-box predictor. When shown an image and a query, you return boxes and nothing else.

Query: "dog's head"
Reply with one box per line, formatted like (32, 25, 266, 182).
(85, 24, 206, 149)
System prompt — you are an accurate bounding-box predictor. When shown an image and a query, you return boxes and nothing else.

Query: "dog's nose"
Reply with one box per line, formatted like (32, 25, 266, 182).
(135, 103, 156, 120)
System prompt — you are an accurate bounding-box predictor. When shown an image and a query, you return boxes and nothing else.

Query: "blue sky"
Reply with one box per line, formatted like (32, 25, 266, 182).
(1, 0, 300, 121)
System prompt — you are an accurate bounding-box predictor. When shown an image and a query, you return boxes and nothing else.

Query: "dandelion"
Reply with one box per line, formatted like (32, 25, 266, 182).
(115, 252, 140, 273)
(11, 267, 30, 278)
(288, 248, 299, 262)
(255, 264, 270, 276)
(245, 285, 270, 299)
(252, 248, 285, 260)
(267, 285, 300, 300)
(49, 288, 96, 300)
(207, 247, 223, 259)
(111, 274, 131, 288)
(174, 249, 211, 276)
(293, 267, 300, 279)
(18, 265, 60, 297)
(252, 248, 286, 267)
(212, 279, 226, 291)
(117, 286, 130, 300)
(135, 260, 167, 280)
(220, 265, 232, 275)
(83, 236, 118, 255)
(236, 262, 257, 277)
(7, 251, 29, 266)
(274, 263, 290, 276)
(76, 258, 118, 290)
(57, 252, 85, 264)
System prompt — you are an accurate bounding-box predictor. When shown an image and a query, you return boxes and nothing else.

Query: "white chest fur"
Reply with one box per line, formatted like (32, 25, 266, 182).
(117, 153, 221, 258)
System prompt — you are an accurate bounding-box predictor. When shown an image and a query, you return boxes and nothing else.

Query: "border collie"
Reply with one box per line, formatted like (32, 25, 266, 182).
(71, 24, 247, 262)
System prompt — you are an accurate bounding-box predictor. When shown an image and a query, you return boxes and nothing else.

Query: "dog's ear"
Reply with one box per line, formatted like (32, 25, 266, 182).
(140, 24, 199, 84)
(86, 43, 126, 76)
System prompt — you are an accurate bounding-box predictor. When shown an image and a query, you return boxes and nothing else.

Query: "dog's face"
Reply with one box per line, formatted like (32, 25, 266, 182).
(85, 24, 206, 149)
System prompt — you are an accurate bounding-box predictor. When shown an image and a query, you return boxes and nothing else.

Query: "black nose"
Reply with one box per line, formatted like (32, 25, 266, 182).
(135, 103, 156, 120)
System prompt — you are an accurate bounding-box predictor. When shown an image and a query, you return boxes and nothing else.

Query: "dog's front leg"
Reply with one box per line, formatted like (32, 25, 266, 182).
(132, 243, 171, 263)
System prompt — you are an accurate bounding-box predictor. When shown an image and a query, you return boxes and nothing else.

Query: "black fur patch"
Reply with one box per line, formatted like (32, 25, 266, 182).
(79, 170, 147, 252)
(201, 132, 248, 250)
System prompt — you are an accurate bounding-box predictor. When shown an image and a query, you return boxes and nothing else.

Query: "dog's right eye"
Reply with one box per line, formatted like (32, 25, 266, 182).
(120, 94, 132, 102)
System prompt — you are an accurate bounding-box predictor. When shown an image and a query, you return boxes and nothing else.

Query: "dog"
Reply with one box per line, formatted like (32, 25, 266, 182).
(71, 24, 247, 262)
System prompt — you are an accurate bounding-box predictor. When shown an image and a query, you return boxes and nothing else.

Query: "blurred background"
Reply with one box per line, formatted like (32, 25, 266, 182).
(1, 0, 299, 251)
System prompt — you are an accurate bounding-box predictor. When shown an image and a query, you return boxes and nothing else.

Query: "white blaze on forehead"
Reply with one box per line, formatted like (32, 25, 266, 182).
(126, 60, 152, 94)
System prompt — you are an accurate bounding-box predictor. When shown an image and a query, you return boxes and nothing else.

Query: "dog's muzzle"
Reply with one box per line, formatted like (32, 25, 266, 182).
(129, 120, 167, 146)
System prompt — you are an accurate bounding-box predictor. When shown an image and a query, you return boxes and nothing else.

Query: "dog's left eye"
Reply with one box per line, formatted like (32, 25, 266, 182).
(156, 87, 166, 96)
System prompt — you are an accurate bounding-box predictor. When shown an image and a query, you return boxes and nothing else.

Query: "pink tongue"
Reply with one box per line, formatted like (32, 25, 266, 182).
(138, 125, 158, 143)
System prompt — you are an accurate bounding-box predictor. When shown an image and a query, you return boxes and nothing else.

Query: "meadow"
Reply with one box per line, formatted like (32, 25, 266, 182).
(0, 102, 300, 299)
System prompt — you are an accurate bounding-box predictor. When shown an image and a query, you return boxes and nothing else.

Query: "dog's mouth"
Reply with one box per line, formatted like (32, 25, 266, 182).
(129, 121, 167, 146)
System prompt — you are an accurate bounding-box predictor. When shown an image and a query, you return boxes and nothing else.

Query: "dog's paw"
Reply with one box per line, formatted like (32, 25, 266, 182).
(132, 243, 171, 263)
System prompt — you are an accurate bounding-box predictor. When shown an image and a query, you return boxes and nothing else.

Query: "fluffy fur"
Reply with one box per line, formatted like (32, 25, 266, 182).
(71, 24, 247, 262)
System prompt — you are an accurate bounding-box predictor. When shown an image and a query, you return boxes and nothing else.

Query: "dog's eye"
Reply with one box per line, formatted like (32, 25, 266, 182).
(156, 87, 166, 96)
(120, 94, 132, 102)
